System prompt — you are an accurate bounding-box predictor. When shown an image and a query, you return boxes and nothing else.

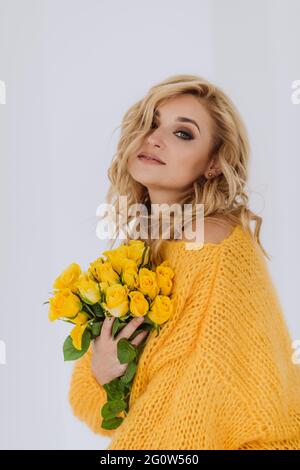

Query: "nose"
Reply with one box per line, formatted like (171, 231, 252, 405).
(146, 128, 165, 149)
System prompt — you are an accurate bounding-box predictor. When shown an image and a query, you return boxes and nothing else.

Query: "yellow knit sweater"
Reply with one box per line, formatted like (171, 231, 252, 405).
(69, 224, 300, 450)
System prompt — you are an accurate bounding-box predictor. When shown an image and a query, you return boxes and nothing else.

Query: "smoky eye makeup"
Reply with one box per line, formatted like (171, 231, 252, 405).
(151, 119, 195, 140)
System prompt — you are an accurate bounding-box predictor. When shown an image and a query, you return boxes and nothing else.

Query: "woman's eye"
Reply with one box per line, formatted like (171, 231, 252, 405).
(175, 130, 193, 140)
(150, 121, 193, 140)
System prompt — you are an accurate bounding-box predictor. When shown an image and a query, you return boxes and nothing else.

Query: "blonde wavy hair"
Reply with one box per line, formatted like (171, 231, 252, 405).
(100, 74, 270, 266)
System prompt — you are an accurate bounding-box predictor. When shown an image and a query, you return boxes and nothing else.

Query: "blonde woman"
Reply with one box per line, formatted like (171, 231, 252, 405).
(69, 74, 300, 450)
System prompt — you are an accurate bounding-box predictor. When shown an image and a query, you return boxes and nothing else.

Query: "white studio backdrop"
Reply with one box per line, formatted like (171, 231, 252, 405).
(0, 0, 299, 450)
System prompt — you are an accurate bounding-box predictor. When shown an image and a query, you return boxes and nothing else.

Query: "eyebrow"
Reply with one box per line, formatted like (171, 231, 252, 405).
(154, 109, 201, 134)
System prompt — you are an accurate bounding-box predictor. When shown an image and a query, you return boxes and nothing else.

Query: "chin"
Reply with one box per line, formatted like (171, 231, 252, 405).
(129, 172, 160, 187)
(127, 162, 162, 187)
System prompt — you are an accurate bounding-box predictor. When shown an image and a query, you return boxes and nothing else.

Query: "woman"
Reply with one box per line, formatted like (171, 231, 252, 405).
(69, 74, 300, 450)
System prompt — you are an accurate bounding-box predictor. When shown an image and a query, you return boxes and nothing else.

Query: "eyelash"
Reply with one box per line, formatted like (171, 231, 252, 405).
(150, 122, 194, 141)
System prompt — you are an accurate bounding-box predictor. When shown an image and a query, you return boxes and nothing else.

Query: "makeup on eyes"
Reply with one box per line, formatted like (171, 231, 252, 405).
(154, 109, 201, 135)
(151, 120, 194, 140)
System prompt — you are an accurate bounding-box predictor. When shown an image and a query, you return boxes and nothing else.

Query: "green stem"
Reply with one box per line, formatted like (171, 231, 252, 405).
(84, 303, 96, 318)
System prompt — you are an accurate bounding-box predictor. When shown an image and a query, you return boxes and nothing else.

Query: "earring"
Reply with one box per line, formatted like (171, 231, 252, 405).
(208, 172, 213, 177)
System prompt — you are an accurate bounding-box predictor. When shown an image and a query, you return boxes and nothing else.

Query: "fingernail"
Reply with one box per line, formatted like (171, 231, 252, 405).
(138, 316, 144, 322)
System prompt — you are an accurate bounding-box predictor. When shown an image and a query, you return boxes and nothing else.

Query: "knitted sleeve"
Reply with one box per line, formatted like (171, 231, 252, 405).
(108, 346, 257, 450)
(68, 347, 116, 438)
(107, 242, 300, 450)
(107, 245, 255, 450)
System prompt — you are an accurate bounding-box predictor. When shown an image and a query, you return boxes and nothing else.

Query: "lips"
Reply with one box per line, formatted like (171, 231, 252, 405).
(137, 152, 166, 165)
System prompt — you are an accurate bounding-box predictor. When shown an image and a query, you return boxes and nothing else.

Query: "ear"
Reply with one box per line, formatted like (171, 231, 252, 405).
(210, 155, 221, 169)
(205, 156, 222, 178)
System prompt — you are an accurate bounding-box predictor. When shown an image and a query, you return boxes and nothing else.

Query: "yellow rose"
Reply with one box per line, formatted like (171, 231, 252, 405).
(128, 290, 149, 317)
(70, 324, 88, 350)
(69, 311, 90, 350)
(88, 257, 104, 281)
(88, 258, 120, 286)
(157, 276, 173, 296)
(102, 245, 129, 274)
(127, 240, 147, 265)
(138, 268, 160, 300)
(156, 261, 174, 280)
(102, 284, 129, 318)
(48, 288, 82, 321)
(53, 263, 81, 292)
(148, 295, 173, 325)
(76, 272, 101, 305)
(99, 281, 109, 293)
(121, 259, 139, 290)
(156, 261, 174, 296)
(69, 311, 90, 325)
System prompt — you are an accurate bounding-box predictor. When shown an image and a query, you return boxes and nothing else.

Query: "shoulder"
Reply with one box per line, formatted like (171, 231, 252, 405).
(203, 218, 235, 245)
(182, 216, 236, 245)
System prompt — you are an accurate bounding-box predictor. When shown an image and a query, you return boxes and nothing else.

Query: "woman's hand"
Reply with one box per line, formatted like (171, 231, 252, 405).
(91, 315, 148, 386)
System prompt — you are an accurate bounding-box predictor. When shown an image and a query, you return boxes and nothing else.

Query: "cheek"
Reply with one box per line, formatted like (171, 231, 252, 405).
(127, 155, 138, 175)
(169, 149, 207, 182)
(189, 153, 208, 177)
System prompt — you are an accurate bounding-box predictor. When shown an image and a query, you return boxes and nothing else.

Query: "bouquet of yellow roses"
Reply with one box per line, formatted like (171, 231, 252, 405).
(44, 240, 174, 430)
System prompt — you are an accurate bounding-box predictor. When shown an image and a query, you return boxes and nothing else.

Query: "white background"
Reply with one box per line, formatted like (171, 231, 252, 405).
(0, 0, 299, 449)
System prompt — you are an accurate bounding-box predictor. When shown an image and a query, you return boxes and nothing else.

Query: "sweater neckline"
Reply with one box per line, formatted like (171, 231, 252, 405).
(161, 224, 244, 252)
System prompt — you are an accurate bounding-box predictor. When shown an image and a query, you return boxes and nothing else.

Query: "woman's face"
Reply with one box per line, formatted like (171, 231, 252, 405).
(127, 93, 217, 203)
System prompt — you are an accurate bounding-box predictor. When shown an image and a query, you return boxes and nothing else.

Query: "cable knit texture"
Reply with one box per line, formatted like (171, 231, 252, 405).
(69, 224, 300, 449)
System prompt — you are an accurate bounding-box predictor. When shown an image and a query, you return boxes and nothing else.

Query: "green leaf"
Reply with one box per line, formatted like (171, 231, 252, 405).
(120, 360, 137, 384)
(101, 399, 127, 420)
(117, 338, 137, 364)
(111, 317, 121, 337)
(92, 302, 105, 318)
(81, 303, 95, 318)
(91, 321, 102, 337)
(63, 329, 91, 361)
(103, 377, 129, 400)
(112, 318, 132, 339)
(103, 378, 128, 400)
(101, 416, 123, 430)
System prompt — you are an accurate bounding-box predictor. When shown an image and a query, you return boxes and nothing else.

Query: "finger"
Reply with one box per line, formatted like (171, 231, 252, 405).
(115, 316, 145, 342)
(101, 315, 116, 340)
(130, 330, 148, 347)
